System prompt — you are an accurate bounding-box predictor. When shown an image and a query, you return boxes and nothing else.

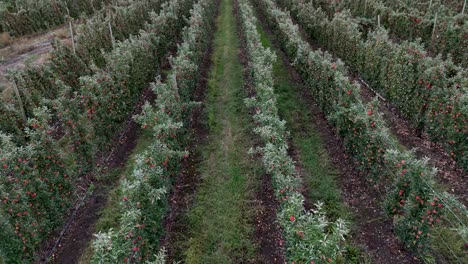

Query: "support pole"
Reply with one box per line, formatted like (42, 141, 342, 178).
(431, 12, 438, 40)
(12, 80, 26, 122)
(66, 6, 76, 54)
(108, 12, 115, 48)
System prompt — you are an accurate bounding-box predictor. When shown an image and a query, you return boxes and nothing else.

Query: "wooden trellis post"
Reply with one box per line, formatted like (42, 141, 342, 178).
(12, 80, 26, 122)
(108, 11, 115, 48)
(65, 6, 76, 54)
(431, 12, 438, 40)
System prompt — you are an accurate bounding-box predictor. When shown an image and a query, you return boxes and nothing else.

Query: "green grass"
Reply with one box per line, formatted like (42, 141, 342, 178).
(23, 53, 39, 65)
(255, 21, 370, 263)
(181, 0, 260, 262)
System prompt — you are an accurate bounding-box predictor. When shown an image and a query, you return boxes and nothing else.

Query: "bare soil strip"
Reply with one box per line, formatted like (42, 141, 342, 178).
(0, 42, 52, 75)
(0, 26, 69, 77)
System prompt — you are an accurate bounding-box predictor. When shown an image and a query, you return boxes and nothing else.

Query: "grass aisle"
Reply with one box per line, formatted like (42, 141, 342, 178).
(181, 0, 260, 262)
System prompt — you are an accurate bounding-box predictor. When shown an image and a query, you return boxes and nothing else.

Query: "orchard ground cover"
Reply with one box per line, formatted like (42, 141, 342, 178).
(0, 0, 466, 263)
(0, 26, 69, 101)
(178, 0, 262, 261)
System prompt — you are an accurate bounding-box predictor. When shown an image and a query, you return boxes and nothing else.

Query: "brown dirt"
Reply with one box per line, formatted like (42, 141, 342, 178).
(253, 4, 421, 263)
(233, 1, 286, 263)
(1, 27, 70, 101)
(253, 172, 286, 264)
(287, 144, 315, 211)
(0, 25, 69, 75)
(357, 78, 468, 206)
(0, 43, 52, 101)
(0, 42, 52, 74)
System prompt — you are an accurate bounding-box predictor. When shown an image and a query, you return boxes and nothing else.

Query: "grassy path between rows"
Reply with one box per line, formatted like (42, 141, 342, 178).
(180, 0, 260, 262)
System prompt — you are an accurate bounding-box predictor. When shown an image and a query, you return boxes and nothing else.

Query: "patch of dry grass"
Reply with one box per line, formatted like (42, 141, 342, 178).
(0, 26, 65, 102)
(0, 25, 67, 62)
